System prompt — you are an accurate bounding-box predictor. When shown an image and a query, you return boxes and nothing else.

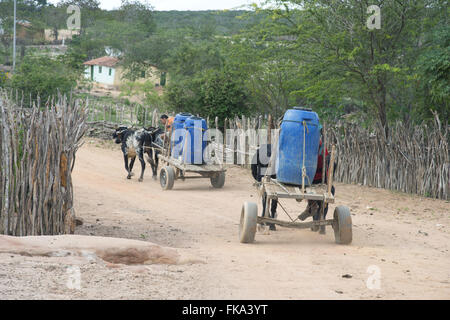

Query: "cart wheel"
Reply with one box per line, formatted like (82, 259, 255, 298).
(160, 166, 175, 190)
(333, 206, 352, 244)
(210, 172, 226, 188)
(239, 202, 258, 243)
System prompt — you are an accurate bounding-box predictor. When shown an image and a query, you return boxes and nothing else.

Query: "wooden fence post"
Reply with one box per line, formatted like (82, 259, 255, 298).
(223, 118, 228, 165)
(0, 91, 88, 235)
(268, 114, 273, 146)
(144, 107, 147, 127)
(130, 104, 134, 125)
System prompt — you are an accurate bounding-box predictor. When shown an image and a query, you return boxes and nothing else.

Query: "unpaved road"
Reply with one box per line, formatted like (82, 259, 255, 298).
(1, 138, 449, 299)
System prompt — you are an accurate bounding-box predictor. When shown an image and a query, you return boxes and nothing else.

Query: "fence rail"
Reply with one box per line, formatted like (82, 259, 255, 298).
(85, 102, 159, 127)
(3, 92, 446, 237)
(86, 106, 448, 200)
(327, 116, 449, 200)
(221, 114, 448, 200)
(0, 92, 88, 235)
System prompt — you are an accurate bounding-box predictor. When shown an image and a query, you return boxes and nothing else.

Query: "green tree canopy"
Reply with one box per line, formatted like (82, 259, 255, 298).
(8, 53, 81, 105)
(251, 0, 447, 134)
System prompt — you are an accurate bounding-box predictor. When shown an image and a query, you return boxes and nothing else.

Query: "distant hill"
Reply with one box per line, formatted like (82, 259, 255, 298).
(152, 10, 264, 35)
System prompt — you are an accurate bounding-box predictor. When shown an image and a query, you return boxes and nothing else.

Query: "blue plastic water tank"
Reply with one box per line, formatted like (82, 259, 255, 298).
(171, 113, 192, 159)
(182, 116, 208, 164)
(276, 107, 320, 186)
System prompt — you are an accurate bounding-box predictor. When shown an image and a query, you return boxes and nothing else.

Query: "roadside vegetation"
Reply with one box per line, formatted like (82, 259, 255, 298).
(0, 0, 448, 133)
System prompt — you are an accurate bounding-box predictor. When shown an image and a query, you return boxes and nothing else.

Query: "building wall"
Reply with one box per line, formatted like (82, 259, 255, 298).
(44, 29, 79, 42)
(84, 65, 167, 88)
(113, 66, 162, 87)
(84, 65, 116, 85)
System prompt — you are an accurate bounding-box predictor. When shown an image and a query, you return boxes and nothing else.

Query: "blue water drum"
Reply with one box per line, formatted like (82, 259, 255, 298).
(171, 112, 192, 159)
(182, 116, 208, 164)
(276, 107, 320, 186)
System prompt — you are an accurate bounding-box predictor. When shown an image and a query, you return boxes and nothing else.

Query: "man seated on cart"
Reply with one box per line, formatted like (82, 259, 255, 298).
(297, 128, 336, 232)
(251, 126, 336, 232)
(156, 114, 174, 147)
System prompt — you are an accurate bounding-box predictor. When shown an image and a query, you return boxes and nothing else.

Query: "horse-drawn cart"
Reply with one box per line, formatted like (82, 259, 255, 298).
(239, 146, 352, 245)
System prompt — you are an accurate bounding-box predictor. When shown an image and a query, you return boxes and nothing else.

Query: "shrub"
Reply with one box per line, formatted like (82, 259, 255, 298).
(8, 54, 80, 106)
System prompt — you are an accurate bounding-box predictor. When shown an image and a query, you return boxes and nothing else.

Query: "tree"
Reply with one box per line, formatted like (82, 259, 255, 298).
(259, 0, 445, 135)
(8, 53, 81, 105)
(120, 80, 166, 109)
(0, 0, 14, 65)
(222, 31, 303, 119)
(199, 68, 250, 124)
(116, 0, 155, 36)
(41, 4, 67, 42)
(164, 67, 250, 127)
(415, 24, 449, 121)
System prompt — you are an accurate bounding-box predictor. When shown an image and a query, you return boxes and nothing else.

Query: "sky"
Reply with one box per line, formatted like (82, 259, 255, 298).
(49, 0, 260, 11)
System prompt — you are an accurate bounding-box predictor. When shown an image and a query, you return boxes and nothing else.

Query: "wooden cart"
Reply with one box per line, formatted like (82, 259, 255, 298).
(239, 146, 352, 245)
(157, 153, 226, 190)
(148, 123, 226, 190)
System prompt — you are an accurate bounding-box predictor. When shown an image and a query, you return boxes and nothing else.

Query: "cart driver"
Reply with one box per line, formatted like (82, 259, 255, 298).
(156, 114, 174, 146)
(298, 125, 336, 231)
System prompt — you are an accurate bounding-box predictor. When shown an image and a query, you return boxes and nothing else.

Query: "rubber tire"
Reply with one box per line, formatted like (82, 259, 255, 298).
(239, 202, 258, 243)
(210, 171, 226, 188)
(333, 206, 352, 244)
(160, 166, 175, 190)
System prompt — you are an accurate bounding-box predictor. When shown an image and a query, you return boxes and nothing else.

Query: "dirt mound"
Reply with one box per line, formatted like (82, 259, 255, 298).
(0, 235, 181, 265)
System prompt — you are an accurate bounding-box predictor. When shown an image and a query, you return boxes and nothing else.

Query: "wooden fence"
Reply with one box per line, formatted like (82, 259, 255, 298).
(206, 113, 448, 201)
(0, 92, 88, 235)
(327, 116, 449, 200)
(85, 106, 448, 201)
(86, 102, 159, 128)
(220, 114, 448, 200)
(2, 90, 445, 237)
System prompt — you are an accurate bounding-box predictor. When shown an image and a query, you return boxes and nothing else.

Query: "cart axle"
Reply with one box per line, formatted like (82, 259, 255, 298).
(257, 216, 334, 229)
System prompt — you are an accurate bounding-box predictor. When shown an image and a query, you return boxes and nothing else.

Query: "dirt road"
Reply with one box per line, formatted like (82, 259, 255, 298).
(1, 138, 449, 299)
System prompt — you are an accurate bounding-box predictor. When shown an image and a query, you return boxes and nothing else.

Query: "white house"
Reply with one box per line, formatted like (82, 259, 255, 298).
(83, 56, 166, 89)
(83, 56, 119, 86)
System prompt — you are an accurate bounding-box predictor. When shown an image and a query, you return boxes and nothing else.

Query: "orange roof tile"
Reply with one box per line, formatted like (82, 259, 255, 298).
(83, 56, 119, 68)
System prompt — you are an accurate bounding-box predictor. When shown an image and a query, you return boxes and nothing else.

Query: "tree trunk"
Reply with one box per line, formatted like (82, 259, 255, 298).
(53, 27, 59, 42)
(376, 79, 389, 139)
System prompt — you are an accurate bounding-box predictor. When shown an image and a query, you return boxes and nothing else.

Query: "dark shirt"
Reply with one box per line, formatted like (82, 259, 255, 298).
(314, 140, 329, 183)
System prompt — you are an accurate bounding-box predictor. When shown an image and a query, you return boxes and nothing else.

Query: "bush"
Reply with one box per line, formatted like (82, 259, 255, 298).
(165, 68, 251, 127)
(8, 54, 80, 105)
(199, 68, 250, 124)
(0, 70, 7, 88)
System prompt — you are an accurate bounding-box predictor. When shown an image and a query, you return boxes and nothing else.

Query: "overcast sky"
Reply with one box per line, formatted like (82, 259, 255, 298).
(49, 0, 260, 11)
